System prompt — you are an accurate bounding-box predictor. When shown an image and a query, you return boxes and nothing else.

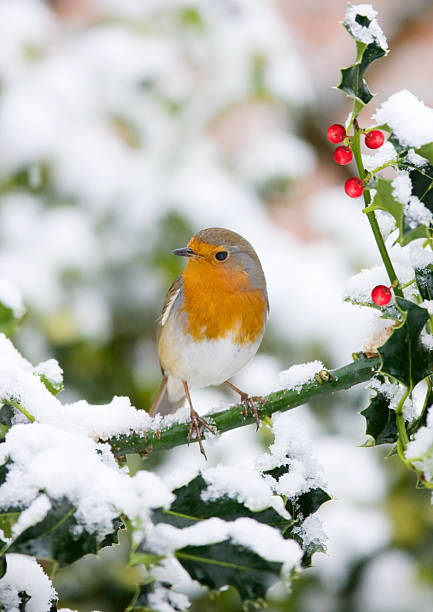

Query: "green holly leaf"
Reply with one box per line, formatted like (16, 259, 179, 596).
(409, 163, 433, 213)
(378, 298, 433, 389)
(176, 541, 281, 603)
(416, 143, 433, 166)
(415, 265, 433, 301)
(337, 40, 385, 112)
(360, 390, 398, 445)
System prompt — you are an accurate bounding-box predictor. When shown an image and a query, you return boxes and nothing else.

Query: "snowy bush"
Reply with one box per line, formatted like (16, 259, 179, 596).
(2, 2, 433, 611)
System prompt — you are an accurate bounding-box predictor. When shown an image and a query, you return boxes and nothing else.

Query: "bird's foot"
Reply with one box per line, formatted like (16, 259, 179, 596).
(187, 408, 214, 458)
(239, 393, 266, 431)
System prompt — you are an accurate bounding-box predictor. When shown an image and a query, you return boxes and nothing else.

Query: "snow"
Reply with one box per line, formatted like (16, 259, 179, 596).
(0, 278, 25, 319)
(344, 4, 388, 51)
(392, 173, 412, 204)
(276, 360, 324, 392)
(201, 464, 290, 517)
(362, 141, 396, 172)
(374, 90, 433, 148)
(404, 197, 433, 229)
(0, 554, 57, 612)
(148, 516, 302, 569)
(257, 411, 326, 499)
(0, 423, 173, 536)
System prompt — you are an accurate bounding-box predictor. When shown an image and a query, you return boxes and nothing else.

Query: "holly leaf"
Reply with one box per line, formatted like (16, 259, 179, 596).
(176, 541, 281, 603)
(360, 390, 398, 445)
(416, 143, 433, 166)
(378, 298, 433, 389)
(415, 265, 433, 301)
(409, 163, 433, 213)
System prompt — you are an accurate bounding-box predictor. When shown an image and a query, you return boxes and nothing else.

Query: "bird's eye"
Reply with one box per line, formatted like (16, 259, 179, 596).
(215, 250, 228, 261)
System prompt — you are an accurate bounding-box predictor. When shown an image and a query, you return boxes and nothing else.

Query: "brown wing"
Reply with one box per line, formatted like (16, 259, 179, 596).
(156, 275, 182, 346)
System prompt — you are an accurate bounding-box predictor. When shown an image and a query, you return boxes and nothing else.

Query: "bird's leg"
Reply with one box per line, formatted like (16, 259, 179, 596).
(224, 380, 265, 430)
(183, 381, 214, 458)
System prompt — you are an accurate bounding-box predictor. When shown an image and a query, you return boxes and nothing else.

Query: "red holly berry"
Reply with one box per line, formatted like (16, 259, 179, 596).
(371, 285, 392, 306)
(333, 146, 353, 165)
(327, 124, 346, 143)
(344, 177, 364, 198)
(365, 130, 385, 149)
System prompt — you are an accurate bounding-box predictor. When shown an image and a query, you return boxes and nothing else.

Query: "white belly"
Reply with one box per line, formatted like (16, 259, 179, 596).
(158, 314, 263, 401)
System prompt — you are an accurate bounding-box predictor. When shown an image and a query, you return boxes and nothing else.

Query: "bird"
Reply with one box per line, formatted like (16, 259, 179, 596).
(150, 227, 269, 456)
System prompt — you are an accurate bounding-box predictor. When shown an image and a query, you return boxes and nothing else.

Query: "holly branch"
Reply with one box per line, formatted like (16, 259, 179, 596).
(108, 355, 380, 456)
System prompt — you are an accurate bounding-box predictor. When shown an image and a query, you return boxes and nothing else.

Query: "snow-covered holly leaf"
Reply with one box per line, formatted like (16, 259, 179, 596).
(7, 497, 123, 566)
(415, 265, 433, 301)
(177, 541, 282, 603)
(360, 389, 398, 445)
(126, 580, 187, 612)
(338, 5, 387, 118)
(378, 298, 433, 389)
(152, 475, 289, 533)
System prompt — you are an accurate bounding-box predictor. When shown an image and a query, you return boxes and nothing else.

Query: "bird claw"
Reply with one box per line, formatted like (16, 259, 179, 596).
(240, 394, 265, 431)
(187, 409, 214, 458)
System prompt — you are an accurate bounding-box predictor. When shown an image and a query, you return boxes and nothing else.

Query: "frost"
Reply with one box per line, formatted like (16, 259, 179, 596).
(0, 554, 57, 612)
(276, 360, 324, 392)
(344, 4, 388, 51)
(374, 90, 433, 148)
(0, 278, 25, 319)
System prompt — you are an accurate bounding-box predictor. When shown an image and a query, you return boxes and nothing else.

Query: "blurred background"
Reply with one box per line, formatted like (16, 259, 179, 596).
(2, 0, 433, 610)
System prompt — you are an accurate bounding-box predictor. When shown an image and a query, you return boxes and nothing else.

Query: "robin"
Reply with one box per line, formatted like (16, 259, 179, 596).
(150, 227, 268, 456)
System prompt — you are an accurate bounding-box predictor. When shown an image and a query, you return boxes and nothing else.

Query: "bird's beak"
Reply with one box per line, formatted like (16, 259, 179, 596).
(172, 247, 197, 258)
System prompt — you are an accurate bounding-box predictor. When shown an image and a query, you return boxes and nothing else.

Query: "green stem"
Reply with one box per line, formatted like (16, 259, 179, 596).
(7, 400, 35, 423)
(107, 356, 380, 456)
(352, 122, 403, 297)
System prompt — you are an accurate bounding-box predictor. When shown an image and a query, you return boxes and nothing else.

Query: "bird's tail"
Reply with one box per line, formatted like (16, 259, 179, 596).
(149, 375, 186, 416)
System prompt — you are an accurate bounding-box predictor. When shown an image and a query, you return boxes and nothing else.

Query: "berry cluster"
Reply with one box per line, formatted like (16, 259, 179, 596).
(326, 124, 386, 198)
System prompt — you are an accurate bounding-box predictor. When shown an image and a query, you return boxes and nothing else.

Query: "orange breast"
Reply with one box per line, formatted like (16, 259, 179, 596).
(180, 259, 267, 345)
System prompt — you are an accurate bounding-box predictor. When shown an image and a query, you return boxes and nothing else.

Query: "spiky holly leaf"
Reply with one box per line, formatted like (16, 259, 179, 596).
(378, 298, 433, 389)
(176, 541, 281, 603)
(360, 390, 398, 445)
(337, 40, 385, 114)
